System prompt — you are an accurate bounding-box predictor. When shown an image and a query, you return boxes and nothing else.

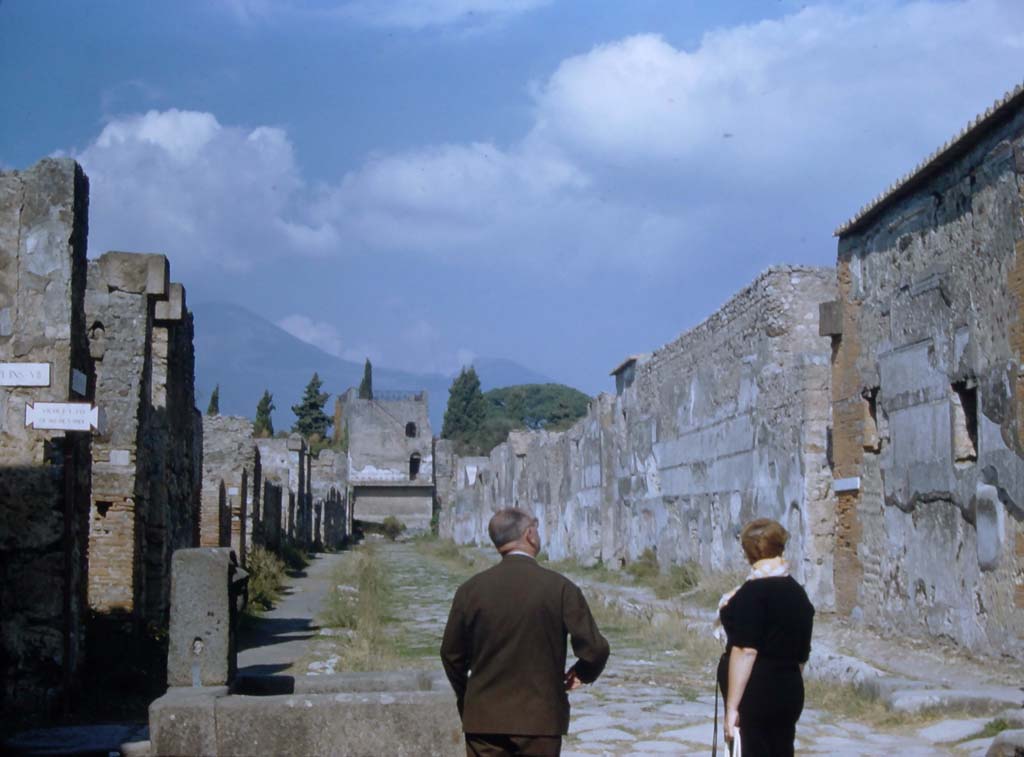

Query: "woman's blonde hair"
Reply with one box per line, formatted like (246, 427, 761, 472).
(740, 518, 789, 562)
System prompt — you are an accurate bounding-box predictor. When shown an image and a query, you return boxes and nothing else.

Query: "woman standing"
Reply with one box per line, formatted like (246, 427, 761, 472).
(717, 518, 814, 757)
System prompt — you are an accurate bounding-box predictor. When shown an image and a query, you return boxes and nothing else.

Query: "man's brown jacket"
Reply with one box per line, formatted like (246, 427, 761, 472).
(440, 554, 610, 736)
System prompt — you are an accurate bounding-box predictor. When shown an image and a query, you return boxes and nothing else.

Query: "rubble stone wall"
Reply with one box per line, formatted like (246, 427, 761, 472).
(201, 415, 258, 564)
(439, 267, 838, 607)
(830, 98, 1024, 654)
(84, 252, 199, 626)
(0, 158, 93, 714)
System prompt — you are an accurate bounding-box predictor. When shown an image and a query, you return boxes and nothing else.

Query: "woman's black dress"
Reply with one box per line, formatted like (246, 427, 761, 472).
(717, 576, 815, 757)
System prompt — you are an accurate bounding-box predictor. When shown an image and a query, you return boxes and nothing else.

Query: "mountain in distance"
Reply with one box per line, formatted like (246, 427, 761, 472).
(191, 301, 569, 433)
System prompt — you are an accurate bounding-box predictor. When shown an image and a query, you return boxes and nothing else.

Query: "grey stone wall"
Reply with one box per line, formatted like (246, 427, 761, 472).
(201, 416, 259, 565)
(311, 449, 348, 548)
(85, 252, 200, 627)
(439, 267, 837, 607)
(830, 91, 1024, 655)
(256, 435, 311, 546)
(0, 158, 93, 715)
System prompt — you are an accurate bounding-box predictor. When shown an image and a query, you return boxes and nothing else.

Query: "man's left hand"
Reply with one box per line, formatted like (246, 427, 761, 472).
(564, 667, 582, 691)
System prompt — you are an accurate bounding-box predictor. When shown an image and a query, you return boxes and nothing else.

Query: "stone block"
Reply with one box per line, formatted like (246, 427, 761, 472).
(155, 282, 183, 321)
(167, 548, 246, 687)
(213, 690, 462, 757)
(819, 299, 843, 336)
(149, 686, 226, 757)
(974, 483, 1005, 570)
(986, 729, 1024, 757)
(97, 251, 167, 294)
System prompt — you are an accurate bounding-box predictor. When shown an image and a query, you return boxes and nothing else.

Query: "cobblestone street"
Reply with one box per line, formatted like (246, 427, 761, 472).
(285, 540, 1019, 756)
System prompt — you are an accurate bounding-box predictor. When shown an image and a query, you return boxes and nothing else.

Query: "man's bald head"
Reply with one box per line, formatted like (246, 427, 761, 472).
(488, 508, 537, 552)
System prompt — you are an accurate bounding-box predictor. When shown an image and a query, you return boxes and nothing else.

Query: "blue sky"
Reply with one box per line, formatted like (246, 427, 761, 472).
(2, 0, 1022, 395)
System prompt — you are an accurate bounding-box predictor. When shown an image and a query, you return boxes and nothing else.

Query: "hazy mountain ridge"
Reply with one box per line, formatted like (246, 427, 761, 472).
(191, 302, 569, 433)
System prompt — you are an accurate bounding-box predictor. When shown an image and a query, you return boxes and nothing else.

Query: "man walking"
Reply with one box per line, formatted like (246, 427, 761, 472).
(440, 508, 610, 757)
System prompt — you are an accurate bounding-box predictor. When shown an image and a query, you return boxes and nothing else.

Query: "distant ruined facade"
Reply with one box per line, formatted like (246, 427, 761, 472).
(438, 267, 838, 606)
(335, 387, 435, 531)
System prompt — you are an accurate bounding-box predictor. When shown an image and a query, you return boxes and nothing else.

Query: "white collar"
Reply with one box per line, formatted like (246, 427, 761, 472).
(505, 550, 535, 559)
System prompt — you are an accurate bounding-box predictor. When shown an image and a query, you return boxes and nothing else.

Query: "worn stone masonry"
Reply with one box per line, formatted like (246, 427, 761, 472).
(256, 435, 311, 546)
(85, 251, 200, 627)
(828, 84, 1024, 655)
(0, 158, 93, 715)
(439, 267, 837, 608)
(336, 388, 435, 531)
(200, 415, 259, 565)
(311, 448, 348, 549)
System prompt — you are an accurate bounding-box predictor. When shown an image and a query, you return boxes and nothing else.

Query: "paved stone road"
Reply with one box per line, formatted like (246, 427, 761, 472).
(290, 542, 1012, 756)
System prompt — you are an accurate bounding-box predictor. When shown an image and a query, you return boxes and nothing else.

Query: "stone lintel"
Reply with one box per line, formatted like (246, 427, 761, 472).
(98, 251, 169, 295)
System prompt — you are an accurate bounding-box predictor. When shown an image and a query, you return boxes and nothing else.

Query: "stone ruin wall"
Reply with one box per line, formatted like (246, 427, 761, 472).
(0, 159, 93, 714)
(201, 415, 260, 564)
(830, 95, 1024, 655)
(257, 435, 311, 544)
(85, 252, 200, 628)
(311, 448, 348, 549)
(439, 266, 838, 608)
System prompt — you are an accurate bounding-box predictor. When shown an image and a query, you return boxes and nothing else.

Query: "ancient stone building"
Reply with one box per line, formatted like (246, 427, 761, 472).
(200, 415, 260, 564)
(828, 84, 1024, 655)
(335, 388, 434, 531)
(310, 448, 348, 549)
(85, 252, 200, 627)
(438, 267, 837, 606)
(0, 158, 94, 715)
(256, 435, 311, 546)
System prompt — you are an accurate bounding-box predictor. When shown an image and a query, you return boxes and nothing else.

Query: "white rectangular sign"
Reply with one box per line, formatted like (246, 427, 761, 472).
(0, 362, 50, 387)
(25, 402, 103, 432)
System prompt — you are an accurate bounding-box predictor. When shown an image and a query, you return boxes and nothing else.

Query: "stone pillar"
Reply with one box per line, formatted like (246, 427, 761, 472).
(167, 548, 247, 687)
(262, 482, 282, 553)
(0, 158, 93, 714)
(85, 252, 168, 621)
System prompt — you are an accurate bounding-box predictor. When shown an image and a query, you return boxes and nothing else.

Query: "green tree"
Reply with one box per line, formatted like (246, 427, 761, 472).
(206, 384, 220, 416)
(292, 373, 331, 439)
(254, 389, 275, 437)
(442, 367, 488, 454)
(358, 358, 373, 400)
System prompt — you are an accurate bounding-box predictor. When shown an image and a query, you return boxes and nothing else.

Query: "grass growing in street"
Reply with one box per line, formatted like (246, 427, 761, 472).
(802, 679, 953, 729)
(318, 545, 401, 670)
(590, 597, 722, 670)
(414, 535, 494, 578)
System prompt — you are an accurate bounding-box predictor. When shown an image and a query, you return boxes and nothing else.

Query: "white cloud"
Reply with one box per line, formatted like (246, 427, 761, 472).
(72, 2, 1024, 279)
(277, 314, 345, 357)
(73, 109, 335, 270)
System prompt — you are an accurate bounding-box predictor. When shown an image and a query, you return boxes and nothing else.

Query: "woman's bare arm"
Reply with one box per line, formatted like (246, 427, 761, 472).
(725, 646, 758, 741)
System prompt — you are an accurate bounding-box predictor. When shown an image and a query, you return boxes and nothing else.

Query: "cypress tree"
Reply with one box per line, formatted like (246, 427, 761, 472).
(358, 358, 373, 400)
(442, 367, 487, 452)
(254, 389, 275, 437)
(292, 372, 330, 439)
(206, 384, 220, 416)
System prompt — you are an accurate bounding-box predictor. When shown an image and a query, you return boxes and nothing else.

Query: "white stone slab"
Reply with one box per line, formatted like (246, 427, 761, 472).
(0, 362, 50, 386)
(833, 476, 861, 492)
(109, 449, 131, 466)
